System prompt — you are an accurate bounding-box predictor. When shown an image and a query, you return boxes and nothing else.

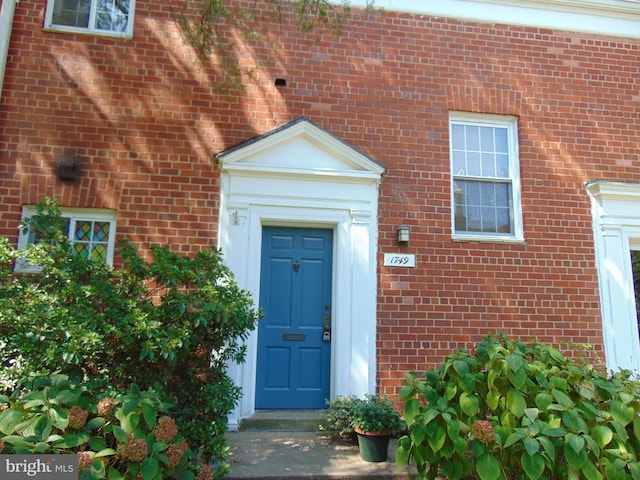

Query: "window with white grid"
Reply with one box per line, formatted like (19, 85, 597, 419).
(450, 113, 523, 242)
(44, 0, 135, 38)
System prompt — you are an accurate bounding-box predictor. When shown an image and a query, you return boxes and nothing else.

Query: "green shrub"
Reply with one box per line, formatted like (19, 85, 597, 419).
(321, 396, 364, 439)
(351, 394, 404, 436)
(0, 373, 213, 479)
(396, 334, 640, 480)
(322, 394, 404, 440)
(0, 198, 260, 472)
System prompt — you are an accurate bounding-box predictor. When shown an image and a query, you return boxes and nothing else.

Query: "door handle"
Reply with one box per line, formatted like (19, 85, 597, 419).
(322, 311, 331, 342)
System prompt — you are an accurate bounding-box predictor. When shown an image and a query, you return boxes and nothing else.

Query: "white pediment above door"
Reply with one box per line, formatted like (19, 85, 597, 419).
(216, 117, 385, 181)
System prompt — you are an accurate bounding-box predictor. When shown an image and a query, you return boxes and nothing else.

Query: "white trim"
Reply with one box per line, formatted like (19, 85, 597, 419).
(219, 119, 385, 181)
(43, 0, 135, 39)
(346, 0, 640, 39)
(218, 119, 383, 429)
(0, 0, 17, 102)
(449, 112, 524, 243)
(587, 181, 640, 373)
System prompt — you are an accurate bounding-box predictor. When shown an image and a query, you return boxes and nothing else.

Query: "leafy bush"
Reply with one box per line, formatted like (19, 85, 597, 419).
(397, 334, 640, 480)
(321, 395, 404, 439)
(0, 373, 210, 479)
(351, 394, 404, 436)
(321, 396, 364, 439)
(0, 198, 260, 473)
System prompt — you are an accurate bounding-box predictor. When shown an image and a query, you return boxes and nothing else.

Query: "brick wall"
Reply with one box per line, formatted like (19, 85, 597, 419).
(2, 1, 639, 396)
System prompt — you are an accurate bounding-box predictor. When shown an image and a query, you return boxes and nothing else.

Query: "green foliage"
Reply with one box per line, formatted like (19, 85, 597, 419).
(0, 198, 260, 470)
(322, 394, 403, 438)
(397, 334, 640, 480)
(0, 373, 211, 479)
(321, 396, 364, 439)
(351, 394, 404, 436)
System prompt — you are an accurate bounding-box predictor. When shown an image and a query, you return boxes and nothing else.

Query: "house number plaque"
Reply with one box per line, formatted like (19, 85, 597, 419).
(384, 253, 416, 267)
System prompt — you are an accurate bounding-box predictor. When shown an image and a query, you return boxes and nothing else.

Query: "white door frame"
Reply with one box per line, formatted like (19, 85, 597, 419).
(587, 181, 640, 374)
(216, 118, 385, 428)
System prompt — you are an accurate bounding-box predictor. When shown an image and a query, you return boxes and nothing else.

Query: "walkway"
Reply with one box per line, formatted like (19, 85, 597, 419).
(224, 411, 415, 480)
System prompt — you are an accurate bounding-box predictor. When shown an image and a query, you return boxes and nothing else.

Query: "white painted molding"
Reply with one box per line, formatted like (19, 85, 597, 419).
(346, 0, 640, 39)
(0, 0, 18, 101)
(587, 181, 640, 374)
(218, 117, 385, 181)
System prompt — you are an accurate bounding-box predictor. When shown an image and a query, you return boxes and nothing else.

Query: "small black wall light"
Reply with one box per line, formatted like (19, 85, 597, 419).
(397, 225, 410, 244)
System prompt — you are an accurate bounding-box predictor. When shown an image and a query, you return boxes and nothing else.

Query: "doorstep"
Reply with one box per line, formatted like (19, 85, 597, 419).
(238, 410, 326, 432)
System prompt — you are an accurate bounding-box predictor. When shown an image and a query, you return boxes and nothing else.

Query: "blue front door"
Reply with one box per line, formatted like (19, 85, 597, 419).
(256, 227, 333, 409)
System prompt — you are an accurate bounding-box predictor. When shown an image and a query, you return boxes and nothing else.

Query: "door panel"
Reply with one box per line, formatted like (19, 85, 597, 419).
(256, 226, 333, 409)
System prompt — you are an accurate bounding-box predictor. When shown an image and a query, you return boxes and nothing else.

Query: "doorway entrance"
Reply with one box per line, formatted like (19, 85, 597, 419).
(216, 117, 385, 427)
(256, 226, 333, 408)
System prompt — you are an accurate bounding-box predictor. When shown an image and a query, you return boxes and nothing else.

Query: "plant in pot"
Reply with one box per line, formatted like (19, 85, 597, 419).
(320, 395, 364, 442)
(351, 394, 404, 462)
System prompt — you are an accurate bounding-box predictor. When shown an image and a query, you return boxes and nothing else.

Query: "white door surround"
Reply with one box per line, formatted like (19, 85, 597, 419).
(587, 181, 640, 374)
(216, 118, 385, 429)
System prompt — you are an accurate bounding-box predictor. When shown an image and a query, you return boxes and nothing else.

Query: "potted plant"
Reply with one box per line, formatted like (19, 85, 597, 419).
(320, 395, 364, 442)
(351, 394, 404, 462)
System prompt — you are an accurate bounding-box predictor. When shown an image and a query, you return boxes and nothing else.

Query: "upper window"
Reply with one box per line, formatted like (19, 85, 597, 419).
(44, 0, 135, 38)
(16, 208, 116, 273)
(450, 113, 523, 242)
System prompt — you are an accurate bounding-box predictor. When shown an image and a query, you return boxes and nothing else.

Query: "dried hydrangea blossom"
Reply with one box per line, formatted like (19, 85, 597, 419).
(471, 420, 495, 445)
(77, 452, 92, 472)
(154, 416, 179, 443)
(68, 406, 89, 430)
(97, 398, 117, 418)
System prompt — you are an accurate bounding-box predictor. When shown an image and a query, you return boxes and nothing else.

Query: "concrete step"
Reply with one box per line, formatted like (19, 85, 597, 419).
(238, 410, 326, 432)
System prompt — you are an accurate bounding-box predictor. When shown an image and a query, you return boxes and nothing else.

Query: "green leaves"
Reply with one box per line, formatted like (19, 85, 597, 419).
(0, 374, 200, 479)
(591, 424, 613, 448)
(141, 457, 160, 480)
(0, 408, 23, 434)
(477, 454, 501, 480)
(521, 452, 545, 480)
(427, 426, 447, 452)
(1, 198, 259, 469)
(460, 392, 480, 417)
(563, 409, 588, 434)
(396, 334, 640, 480)
(565, 434, 588, 470)
(403, 398, 420, 425)
(611, 399, 634, 426)
(507, 389, 527, 418)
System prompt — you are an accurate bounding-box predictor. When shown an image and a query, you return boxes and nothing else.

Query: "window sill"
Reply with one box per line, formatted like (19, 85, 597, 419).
(43, 25, 133, 40)
(452, 234, 526, 245)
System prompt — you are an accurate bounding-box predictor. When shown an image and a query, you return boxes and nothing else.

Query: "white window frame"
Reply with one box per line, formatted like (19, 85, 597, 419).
(449, 112, 524, 243)
(44, 0, 136, 39)
(15, 207, 117, 273)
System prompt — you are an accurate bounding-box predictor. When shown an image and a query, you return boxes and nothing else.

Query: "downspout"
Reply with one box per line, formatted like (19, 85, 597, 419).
(0, 0, 18, 101)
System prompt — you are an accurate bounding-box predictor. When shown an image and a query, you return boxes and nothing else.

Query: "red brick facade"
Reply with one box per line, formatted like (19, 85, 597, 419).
(2, 1, 639, 398)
